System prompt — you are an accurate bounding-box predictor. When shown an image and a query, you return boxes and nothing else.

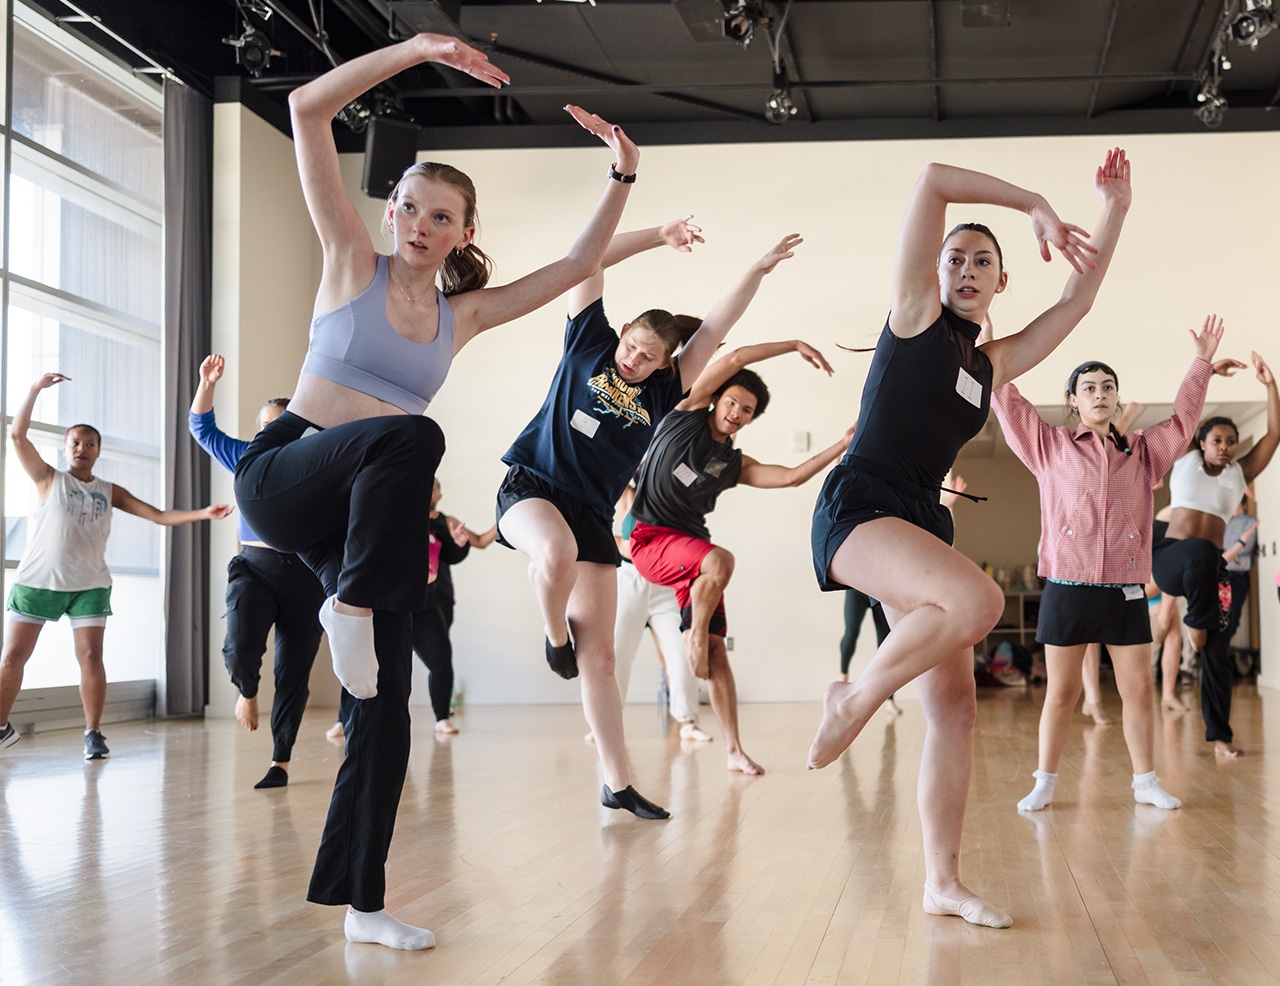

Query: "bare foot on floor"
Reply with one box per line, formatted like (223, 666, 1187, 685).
(883, 698, 903, 717)
(435, 719, 459, 735)
(679, 721, 713, 743)
(727, 749, 764, 775)
(325, 721, 345, 743)
(235, 695, 259, 732)
(808, 681, 872, 769)
(1214, 741, 1244, 759)
(1161, 696, 1189, 712)
(1081, 700, 1111, 725)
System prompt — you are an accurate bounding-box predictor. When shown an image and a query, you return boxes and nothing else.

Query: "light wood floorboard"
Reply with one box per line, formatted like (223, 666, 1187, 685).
(2, 682, 1280, 984)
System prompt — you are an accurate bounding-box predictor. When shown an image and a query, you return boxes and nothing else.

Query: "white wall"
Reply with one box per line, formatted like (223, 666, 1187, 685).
(212, 116, 1280, 708)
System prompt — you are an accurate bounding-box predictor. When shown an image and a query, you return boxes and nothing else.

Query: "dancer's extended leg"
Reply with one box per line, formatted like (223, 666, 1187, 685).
(1018, 644, 1085, 811)
(1111, 643, 1180, 808)
(916, 648, 1011, 928)
(705, 635, 762, 775)
(809, 518, 1003, 769)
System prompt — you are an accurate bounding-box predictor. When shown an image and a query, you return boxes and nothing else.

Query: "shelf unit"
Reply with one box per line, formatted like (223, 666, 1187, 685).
(980, 589, 1041, 655)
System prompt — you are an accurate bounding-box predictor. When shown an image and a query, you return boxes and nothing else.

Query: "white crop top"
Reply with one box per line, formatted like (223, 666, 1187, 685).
(1169, 451, 1245, 523)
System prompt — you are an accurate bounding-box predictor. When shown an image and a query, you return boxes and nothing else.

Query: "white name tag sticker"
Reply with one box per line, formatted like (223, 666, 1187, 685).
(673, 462, 699, 486)
(956, 367, 983, 408)
(1122, 585, 1145, 601)
(570, 409, 600, 438)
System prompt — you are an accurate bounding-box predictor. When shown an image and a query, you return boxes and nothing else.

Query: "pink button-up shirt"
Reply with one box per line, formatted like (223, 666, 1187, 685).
(991, 358, 1212, 585)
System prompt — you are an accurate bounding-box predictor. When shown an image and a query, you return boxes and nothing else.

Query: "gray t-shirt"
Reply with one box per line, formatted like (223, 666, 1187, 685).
(631, 408, 742, 542)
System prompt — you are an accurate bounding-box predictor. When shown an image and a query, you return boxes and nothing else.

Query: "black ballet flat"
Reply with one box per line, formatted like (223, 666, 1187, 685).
(254, 765, 289, 789)
(545, 637, 579, 680)
(601, 784, 670, 820)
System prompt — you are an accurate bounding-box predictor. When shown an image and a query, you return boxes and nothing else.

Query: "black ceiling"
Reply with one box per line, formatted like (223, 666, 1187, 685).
(26, 0, 1280, 150)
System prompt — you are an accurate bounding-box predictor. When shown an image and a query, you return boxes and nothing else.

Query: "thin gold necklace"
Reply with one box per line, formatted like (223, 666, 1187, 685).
(389, 256, 427, 304)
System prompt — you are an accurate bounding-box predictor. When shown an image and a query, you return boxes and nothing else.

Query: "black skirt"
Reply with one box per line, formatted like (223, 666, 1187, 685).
(1035, 580, 1152, 647)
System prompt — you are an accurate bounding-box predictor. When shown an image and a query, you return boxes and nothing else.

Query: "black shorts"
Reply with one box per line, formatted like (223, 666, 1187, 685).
(495, 465, 620, 567)
(1035, 580, 1153, 647)
(811, 461, 954, 592)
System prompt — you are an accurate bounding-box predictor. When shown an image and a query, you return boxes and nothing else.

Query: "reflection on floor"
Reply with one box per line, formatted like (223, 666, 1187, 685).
(1, 683, 1278, 985)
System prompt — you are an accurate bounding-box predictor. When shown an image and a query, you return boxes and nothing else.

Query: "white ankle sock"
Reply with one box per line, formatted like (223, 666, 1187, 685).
(344, 908, 435, 950)
(1017, 770, 1057, 812)
(1132, 771, 1181, 809)
(319, 596, 378, 699)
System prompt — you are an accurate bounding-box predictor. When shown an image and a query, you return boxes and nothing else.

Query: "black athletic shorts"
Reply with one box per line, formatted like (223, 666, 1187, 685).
(1035, 580, 1153, 647)
(812, 460, 954, 592)
(495, 465, 620, 567)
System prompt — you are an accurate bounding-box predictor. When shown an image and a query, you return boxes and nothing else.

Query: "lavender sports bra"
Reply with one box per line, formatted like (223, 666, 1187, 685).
(301, 254, 454, 414)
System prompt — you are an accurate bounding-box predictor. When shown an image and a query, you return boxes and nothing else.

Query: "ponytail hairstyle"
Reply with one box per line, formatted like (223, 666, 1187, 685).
(385, 162, 494, 296)
(1196, 415, 1239, 463)
(626, 309, 687, 380)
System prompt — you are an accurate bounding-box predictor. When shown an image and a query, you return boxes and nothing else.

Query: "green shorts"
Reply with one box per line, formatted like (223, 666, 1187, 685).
(7, 584, 112, 622)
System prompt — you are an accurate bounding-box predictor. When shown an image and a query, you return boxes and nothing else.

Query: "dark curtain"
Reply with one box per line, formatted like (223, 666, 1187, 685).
(160, 79, 213, 718)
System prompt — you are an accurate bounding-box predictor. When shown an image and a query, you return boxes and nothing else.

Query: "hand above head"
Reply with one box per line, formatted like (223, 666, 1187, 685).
(1189, 313, 1225, 363)
(1094, 146, 1132, 215)
(199, 354, 225, 386)
(1028, 196, 1096, 273)
(418, 33, 509, 88)
(659, 215, 704, 253)
(755, 233, 803, 275)
(1252, 350, 1274, 386)
(33, 372, 70, 391)
(795, 340, 834, 375)
(205, 504, 235, 521)
(565, 105, 638, 174)
(1212, 357, 1247, 377)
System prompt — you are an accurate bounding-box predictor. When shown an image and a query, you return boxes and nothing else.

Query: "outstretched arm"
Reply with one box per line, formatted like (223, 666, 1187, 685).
(1239, 351, 1280, 484)
(891, 162, 1098, 340)
(677, 339, 832, 412)
(567, 216, 703, 318)
(982, 149, 1132, 388)
(190, 354, 223, 416)
(450, 105, 640, 346)
(112, 486, 233, 526)
(1222, 518, 1259, 564)
(676, 235, 802, 390)
(10, 374, 65, 496)
(738, 425, 854, 489)
(289, 34, 508, 312)
(463, 523, 499, 549)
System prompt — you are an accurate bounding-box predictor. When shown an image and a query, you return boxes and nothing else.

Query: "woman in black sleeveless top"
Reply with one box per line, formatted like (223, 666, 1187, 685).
(809, 149, 1132, 928)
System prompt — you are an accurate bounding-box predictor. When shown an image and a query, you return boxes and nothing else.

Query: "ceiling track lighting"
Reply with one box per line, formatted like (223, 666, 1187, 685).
(765, 67, 797, 123)
(722, 1, 768, 47)
(1193, 0, 1276, 127)
(222, 22, 283, 78)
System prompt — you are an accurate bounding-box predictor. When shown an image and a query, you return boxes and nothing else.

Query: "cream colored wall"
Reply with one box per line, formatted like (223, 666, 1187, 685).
(210, 121, 1280, 710)
(206, 104, 339, 720)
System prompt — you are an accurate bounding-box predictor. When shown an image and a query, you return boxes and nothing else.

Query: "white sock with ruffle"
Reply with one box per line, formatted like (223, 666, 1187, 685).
(1017, 770, 1057, 812)
(1132, 771, 1181, 809)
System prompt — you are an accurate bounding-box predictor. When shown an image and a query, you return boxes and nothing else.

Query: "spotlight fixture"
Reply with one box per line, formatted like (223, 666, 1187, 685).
(1195, 80, 1228, 128)
(722, 1, 766, 47)
(222, 22, 282, 78)
(765, 67, 798, 124)
(1230, 0, 1276, 47)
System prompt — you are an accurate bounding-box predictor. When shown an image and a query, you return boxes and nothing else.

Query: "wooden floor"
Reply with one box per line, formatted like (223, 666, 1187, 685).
(2, 682, 1280, 985)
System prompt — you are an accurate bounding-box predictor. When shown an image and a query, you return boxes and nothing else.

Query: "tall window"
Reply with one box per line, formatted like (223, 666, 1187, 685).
(3, 3, 164, 688)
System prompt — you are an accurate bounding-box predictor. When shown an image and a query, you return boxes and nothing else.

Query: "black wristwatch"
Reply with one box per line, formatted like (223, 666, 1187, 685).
(607, 164, 637, 184)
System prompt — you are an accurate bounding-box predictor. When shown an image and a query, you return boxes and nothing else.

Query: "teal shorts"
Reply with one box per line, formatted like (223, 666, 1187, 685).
(7, 584, 112, 623)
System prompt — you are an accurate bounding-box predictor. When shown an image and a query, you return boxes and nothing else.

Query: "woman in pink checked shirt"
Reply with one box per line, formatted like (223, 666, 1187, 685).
(991, 315, 1234, 813)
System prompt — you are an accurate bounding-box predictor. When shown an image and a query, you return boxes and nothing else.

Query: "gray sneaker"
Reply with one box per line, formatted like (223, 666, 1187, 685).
(83, 729, 110, 760)
(0, 722, 18, 751)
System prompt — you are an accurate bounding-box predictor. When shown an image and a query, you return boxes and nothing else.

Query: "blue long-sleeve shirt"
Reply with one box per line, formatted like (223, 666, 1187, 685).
(188, 409, 258, 544)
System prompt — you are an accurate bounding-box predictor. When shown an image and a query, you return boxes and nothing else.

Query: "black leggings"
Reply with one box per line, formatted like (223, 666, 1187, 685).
(839, 589, 890, 676)
(412, 592, 455, 722)
(235, 410, 445, 911)
(222, 545, 325, 763)
(1151, 534, 1234, 743)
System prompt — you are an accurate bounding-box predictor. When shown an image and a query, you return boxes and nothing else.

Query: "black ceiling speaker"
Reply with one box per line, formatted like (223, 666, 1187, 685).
(362, 116, 421, 198)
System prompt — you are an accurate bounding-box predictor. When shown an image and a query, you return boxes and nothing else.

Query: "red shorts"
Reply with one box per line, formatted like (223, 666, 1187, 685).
(629, 521, 727, 636)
